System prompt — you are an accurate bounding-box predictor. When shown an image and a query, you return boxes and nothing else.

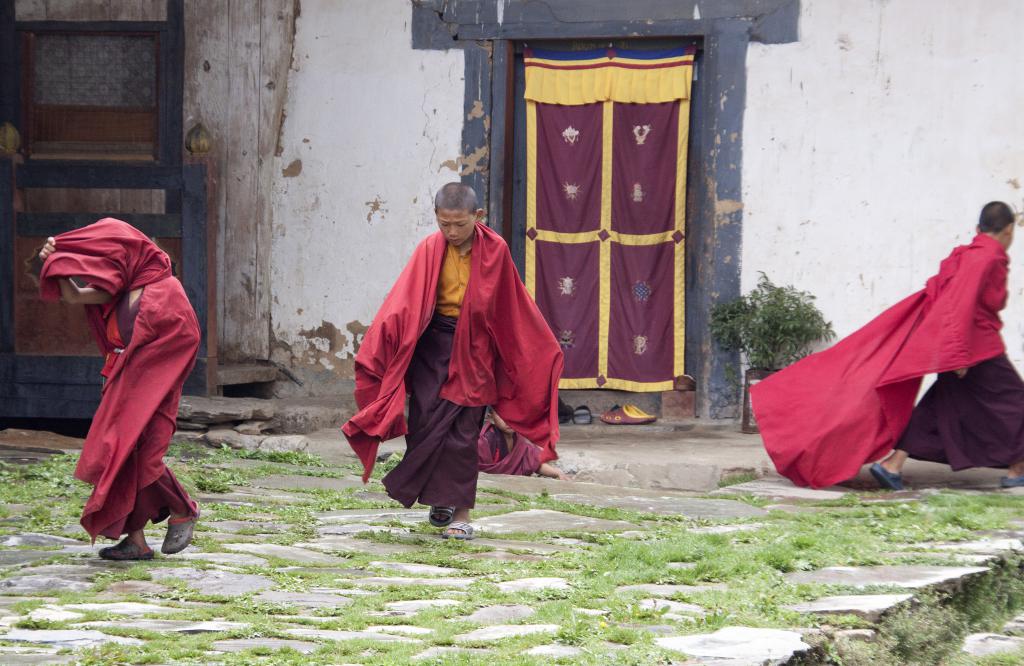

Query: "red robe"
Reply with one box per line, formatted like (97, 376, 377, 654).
(751, 234, 1008, 488)
(343, 222, 564, 480)
(40, 218, 201, 538)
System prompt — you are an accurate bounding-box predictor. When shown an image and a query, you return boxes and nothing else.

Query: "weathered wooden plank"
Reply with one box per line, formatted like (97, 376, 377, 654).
(217, 362, 279, 385)
(160, 0, 184, 165)
(17, 212, 182, 237)
(1, 1, 17, 131)
(488, 39, 514, 239)
(220, 0, 264, 361)
(0, 160, 14, 353)
(181, 162, 208, 358)
(183, 0, 230, 360)
(254, 0, 294, 358)
(16, 163, 182, 189)
(108, 0, 164, 21)
(43, 0, 111, 20)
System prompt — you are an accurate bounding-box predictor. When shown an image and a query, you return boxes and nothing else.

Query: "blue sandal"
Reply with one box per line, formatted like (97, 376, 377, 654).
(1000, 476, 1024, 488)
(429, 506, 455, 527)
(870, 463, 904, 491)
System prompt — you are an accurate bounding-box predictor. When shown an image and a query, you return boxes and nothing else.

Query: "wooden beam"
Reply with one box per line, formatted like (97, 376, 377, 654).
(0, 160, 13, 353)
(16, 163, 183, 189)
(16, 212, 182, 237)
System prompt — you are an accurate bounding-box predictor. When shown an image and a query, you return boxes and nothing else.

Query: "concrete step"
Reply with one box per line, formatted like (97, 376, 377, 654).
(216, 363, 280, 386)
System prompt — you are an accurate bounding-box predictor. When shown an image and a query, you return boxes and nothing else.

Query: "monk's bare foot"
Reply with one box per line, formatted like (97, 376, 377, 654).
(1008, 461, 1024, 477)
(880, 450, 908, 475)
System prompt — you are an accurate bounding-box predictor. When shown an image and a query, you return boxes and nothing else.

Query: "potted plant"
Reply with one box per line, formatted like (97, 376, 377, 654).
(710, 273, 835, 433)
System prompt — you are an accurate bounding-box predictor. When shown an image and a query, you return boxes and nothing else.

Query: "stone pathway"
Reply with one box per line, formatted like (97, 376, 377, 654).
(1, 437, 1023, 664)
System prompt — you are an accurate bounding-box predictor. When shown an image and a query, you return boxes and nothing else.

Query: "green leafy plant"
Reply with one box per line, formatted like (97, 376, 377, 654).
(710, 273, 835, 371)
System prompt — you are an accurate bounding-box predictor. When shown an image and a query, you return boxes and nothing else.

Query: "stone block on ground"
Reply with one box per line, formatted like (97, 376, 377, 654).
(0, 429, 84, 452)
(99, 580, 169, 597)
(526, 644, 584, 658)
(412, 647, 491, 661)
(713, 478, 847, 501)
(74, 619, 246, 634)
(616, 583, 726, 596)
(656, 627, 810, 664)
(364, 625, 434, 636)
(551, 492, 767, 519)
(202, 429, 264, 450)
(174, 552, 270, 567)
(962, 633, 1024, 656)
(234, 419, 279, 435)
(0, 533, 82, 548)
(298, 535, 418, 556)
(0, 575, 93, 594)
(0, 629, 142, 648)
(178, 396, 276, 424)
(463, 605, 536, 625)
(222, 543, 343, 564)
(368, 561, 461, 576)
(785, 594, 912, 622)
(473, 509, 636, 534)
(284, 627, 420, 642)
(254, 590, 353, 609)
(148, 568, 274, 595)
(786, 565, 989, 589)
(211, 638, 317, 654)
(254, 474, 364, 492)
(454, 624, 561, 643)
(377, 599, 462, 617)
(345, 575, 475, 589)
(496, 577, 569, 593)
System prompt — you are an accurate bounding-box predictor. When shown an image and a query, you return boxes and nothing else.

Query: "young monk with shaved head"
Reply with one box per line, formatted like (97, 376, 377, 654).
(343, 183, 563, 539)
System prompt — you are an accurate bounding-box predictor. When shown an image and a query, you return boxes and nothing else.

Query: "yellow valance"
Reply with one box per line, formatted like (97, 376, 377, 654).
(524, 47, 694, 105)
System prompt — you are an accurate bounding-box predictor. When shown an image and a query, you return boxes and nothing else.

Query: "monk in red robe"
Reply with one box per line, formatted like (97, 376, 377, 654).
(35, 218, 201, 560)
(752, 202, 1024, 490)
(343, 183, 563, 539)
(478, 410, 568, 480)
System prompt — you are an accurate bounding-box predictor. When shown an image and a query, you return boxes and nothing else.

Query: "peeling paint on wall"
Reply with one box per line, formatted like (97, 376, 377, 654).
(440, 144, 489, 176)
(281, 159, 303, 177)
(365, 195, 388, 223)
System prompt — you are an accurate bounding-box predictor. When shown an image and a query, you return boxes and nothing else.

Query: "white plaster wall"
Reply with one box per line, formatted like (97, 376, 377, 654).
(268, 0, 465, 385)
(743, 0, 1024, 368)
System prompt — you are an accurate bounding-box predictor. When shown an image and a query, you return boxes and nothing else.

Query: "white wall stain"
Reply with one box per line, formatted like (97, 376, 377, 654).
(268, 0, 464, 378)
(743, 0, 1024, 368)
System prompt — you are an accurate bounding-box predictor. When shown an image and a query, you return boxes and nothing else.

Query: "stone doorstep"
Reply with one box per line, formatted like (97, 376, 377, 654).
(786, 565, 990, 590)
(785, 594, 913, 622)
(656, 627, 811, 662)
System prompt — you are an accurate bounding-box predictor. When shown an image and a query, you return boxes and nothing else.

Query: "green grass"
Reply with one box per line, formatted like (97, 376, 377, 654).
(3, 445, 1024, 664)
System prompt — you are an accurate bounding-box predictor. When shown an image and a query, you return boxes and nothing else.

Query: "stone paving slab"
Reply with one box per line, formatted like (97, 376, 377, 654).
(526, 644, 583, 658)
(1, 628, 143, 648)
(552, 492, 768, 519)
(252, 474, 365, 492)
(284, 627, 421, 643)
(962, 633, 1024, 656)
(454, 624, 561, 643)
(616, 583, 726, 597)
(0, 574, 93, 594)
(174, 551, 270, 567)
(100, 580, 169, 597)
(785, 594, 913, 621)
(656, 627, 811, 664)
(367, 561, 462, 576)
(364, 624, 434, 636)
(253, 590, 353, 609)
(462, 604, 536, 625)
(496, 577, 569, 593)
(202, 520, 290, 534)
(468, 538, 571, 554)
(211, 638, 318, 654)
(637, 598, 705, 616)
(0, 534, 83, 548)
(341, 575, 475, 589)
(316, 524, 410, 537)
(74, 619, 247, 634)
(297, 535, 419, 556)
(713, 478, 847, 501)
(786, 565, 990, 589)
(473, 509, 637, 534)
(377, 599, 462, 616)
(316, 509, 426, 524)
(221, 542, 344, 564)
(148, 567, 274, 595)
(412, 647, 490, 661)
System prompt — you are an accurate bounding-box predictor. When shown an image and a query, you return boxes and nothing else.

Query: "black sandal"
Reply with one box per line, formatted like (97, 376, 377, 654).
(99, 538, 154, 561)
(572, 405, 592, 425)
(428, 506, 455, 527)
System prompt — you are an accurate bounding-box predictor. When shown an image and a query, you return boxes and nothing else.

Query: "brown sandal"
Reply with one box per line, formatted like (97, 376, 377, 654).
(162, 509, 199, 555)
(98, 538, 154, 561)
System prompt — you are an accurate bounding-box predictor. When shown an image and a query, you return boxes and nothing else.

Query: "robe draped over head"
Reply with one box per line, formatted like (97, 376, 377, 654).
(39, 218, 200, 539)
(751, 234, 1009, 489)
(343, 222, 564, 481)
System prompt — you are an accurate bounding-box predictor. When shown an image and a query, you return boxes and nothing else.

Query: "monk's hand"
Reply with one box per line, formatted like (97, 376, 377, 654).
(955, 367, 968, 379)
(38, 237, 56, 261)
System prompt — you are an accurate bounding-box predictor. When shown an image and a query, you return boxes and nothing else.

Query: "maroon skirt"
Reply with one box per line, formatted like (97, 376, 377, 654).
(897, 355, 1024, 470)
(382, 315, 485, 508)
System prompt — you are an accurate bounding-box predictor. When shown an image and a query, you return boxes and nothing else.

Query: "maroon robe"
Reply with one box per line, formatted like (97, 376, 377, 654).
(478, 423, 542, 476)
(751, 234, 1009, 488)
(40, 218, 200, 540)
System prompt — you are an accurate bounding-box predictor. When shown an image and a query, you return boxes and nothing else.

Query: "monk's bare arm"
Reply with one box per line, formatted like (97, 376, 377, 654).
(57, 279, 112, 305)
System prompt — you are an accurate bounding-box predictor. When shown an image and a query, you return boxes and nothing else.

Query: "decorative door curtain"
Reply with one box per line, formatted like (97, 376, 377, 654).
(524, 46, 695, 391)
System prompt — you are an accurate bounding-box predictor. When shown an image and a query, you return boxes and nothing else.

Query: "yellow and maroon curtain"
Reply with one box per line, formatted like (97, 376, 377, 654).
(524, 46, 695, 391)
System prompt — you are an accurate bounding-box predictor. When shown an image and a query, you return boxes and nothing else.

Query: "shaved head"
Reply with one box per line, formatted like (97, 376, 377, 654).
(434, 182, 479, 213)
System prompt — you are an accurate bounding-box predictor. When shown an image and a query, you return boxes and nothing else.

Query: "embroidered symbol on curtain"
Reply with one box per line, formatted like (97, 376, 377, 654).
(632, 281, 652, 303)
(557, 276, 577, 296)
(561, 126, 580, 144)
(632, 183, 645, 203)
(558, 330, 576, 349)
(562, 182, 581, 200)
(632, 124, 652, 145)
(633, 335, 649, 356)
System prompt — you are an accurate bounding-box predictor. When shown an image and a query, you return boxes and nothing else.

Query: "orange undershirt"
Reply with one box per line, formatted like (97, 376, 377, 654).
(435, 244, 472, 317)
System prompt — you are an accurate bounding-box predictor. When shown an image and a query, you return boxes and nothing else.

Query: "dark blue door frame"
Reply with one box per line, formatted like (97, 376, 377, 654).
(412, 0, 800, 418)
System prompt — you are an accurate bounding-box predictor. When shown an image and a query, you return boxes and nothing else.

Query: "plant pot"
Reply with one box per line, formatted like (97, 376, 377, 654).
(741, 368, 776, 434)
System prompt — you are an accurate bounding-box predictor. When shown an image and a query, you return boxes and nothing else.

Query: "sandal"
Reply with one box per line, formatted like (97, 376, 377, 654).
(572, 405, 592, 425)
(558, 397, 574, 425)
(429, 506, 455, 527)
(601, 404, 657, 425)
(869, 463, 905, 491)
(441, 521, 475, 541)
(162, 507, 199, 555)
(99, 538, 154, 561)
